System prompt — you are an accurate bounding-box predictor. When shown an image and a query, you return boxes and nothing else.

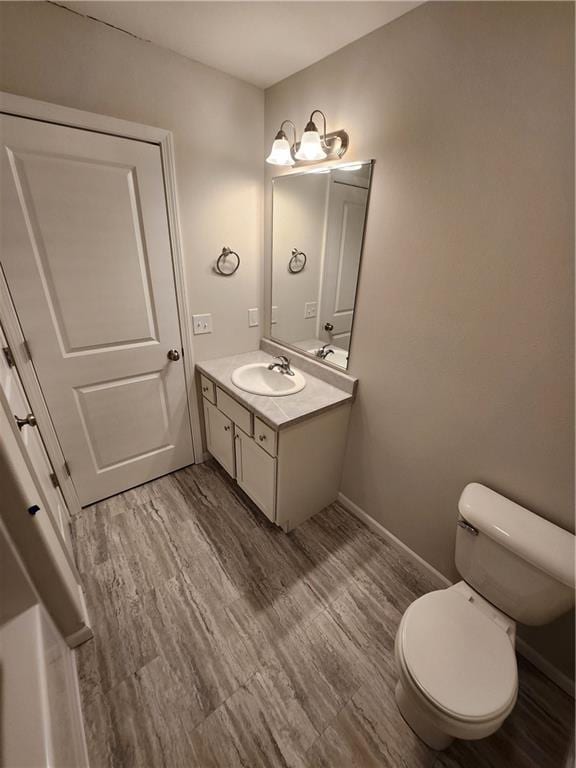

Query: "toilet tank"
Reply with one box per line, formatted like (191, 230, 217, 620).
(455, 483, 575, 625)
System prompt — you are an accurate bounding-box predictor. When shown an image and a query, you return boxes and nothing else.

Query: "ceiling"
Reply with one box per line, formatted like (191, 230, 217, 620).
(60, 2, 423, 88)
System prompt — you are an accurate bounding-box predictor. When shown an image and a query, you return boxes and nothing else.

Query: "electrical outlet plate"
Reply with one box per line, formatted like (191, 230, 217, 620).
(192, 313, 212, 335)
(248, 308, 259, 327)
(304, 301, 317, 319)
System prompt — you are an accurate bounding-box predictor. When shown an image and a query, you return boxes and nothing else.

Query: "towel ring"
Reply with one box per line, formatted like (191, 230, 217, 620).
(288, 248, 307, 274)
(215, 246, 240, 276)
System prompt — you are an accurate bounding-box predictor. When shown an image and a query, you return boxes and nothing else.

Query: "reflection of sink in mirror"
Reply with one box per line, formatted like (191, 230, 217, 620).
(269, 160, 373, 371)
(308, 346, 348, 369)
(231, 363, 306, 397)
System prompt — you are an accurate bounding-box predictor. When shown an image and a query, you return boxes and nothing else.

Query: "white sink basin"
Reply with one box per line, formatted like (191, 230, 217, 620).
(231, 362, 306, 397)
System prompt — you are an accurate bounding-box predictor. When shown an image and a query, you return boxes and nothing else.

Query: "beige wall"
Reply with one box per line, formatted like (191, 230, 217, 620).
(0, 1, 263, 363)
(266, 1, 574, 678)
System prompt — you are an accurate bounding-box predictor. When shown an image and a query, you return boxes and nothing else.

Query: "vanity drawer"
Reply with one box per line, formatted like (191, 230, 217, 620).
(216, 387, 253, 435)
(253, 417, 277, 457)
(200, 375, 216, 404)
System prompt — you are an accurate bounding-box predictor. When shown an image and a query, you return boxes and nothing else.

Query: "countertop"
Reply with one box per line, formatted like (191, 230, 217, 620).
(196, 350, 353, 430)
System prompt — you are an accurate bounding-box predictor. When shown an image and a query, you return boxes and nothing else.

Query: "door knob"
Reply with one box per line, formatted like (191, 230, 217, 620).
(167, 348, 181, 362)
(324, 322, 334, 332)
(15, 412, 37, 430)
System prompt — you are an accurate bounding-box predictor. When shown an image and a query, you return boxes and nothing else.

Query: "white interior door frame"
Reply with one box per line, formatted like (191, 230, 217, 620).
(0, 91, 202, 511)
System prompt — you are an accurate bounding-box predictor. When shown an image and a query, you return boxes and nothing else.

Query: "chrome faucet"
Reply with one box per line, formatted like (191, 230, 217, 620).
(268, 355, 295, 376)
(315, 344, 334, 360)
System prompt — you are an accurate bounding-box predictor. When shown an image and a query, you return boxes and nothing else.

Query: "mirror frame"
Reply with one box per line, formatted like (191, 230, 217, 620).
(265, 159, 374, 372)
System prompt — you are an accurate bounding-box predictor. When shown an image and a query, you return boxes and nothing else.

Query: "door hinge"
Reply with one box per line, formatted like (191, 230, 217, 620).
(63, 460, 71, 477)
(49, 471, 60, 489)
(2, 345, 15, 368)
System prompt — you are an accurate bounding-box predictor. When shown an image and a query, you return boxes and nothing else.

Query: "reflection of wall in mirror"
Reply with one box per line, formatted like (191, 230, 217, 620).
(271, 174, 329, 343)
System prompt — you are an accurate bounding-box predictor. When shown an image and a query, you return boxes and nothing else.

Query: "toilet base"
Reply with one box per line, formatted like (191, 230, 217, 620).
(395, 679, 454, 751)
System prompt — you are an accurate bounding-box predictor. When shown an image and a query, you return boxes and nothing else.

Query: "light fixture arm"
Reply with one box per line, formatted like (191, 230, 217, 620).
(279, 119, 297, 148)
(308, 109, 328, 145)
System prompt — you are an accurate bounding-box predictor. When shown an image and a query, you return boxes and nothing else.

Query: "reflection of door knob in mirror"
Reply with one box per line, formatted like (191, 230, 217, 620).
(15, 412, 37, 430)
(324, 323, 334, 332)
(167, 349, 181, 361)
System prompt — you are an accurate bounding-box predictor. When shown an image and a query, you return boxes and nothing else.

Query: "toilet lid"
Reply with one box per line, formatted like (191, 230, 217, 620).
(401, 591, 518, 722)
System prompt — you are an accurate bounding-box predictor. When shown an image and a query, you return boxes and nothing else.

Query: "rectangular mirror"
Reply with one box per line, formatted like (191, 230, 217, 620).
(269, 160, 373, 370)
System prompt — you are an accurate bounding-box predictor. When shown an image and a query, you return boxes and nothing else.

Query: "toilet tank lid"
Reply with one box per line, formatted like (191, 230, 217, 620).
(458, 483, 575, 589)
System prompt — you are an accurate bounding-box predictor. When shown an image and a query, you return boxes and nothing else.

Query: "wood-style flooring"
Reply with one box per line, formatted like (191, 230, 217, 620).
(72, 461, 574, 768)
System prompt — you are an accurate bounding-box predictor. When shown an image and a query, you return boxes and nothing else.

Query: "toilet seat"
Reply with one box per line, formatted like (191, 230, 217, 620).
(398, 590, 518, 723)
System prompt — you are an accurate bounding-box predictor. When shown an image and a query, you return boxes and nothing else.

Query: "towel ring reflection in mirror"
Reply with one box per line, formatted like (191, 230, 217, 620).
(288, 248, 307, 274)
(214, 246, 240, 276)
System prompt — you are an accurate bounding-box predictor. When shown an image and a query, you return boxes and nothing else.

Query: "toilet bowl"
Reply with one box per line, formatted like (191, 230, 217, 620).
(393, 483, 575, 751)
(394, 583, 518, 750)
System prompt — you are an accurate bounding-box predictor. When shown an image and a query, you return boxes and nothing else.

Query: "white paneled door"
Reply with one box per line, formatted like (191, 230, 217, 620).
(0, 322, 73, 556)
(319, 180, 368, 350)
(0, 114, 194, 505)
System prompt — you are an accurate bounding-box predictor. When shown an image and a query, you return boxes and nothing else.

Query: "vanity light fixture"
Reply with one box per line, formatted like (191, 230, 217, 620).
(265, 110, 349, 166)
(295, 110, 328, 161)
(266, 119, 297, 166)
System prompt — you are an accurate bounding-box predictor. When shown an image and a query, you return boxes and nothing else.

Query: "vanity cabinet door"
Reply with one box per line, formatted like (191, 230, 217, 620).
(204, 400, 235, 477)
(234, 429, 276, 522)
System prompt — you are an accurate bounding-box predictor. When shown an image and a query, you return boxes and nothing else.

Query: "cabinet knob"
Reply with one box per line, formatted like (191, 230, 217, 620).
(258, 434, 266, 441)
(202, 386, 209, 392)
(224, 425, 231, 432)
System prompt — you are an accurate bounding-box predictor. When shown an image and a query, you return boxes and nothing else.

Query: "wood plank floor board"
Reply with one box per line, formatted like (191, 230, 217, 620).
(72, 461, 574, 768)
(306, 668, 435, 768)
(189, 669, 319, 768)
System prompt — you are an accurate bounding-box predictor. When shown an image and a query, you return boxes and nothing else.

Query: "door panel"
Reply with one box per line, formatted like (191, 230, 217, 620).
(75, 372, 171, 470)
(1, 115, 194, 505)
(7, 150, 158, 353)
(204, 400, 235, 477)
(234, 429, 276, 522)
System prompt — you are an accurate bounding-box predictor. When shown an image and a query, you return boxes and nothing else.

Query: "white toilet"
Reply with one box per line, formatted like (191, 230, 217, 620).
(394, 482, 575, 750)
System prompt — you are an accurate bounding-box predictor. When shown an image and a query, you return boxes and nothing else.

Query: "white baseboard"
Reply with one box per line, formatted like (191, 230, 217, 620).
(338, 492, 575, 699)
(515, 636, 575, 698)
(65, 624, 93, 648)
(338, 493, 451, 589)
(71, 647, 91, 767)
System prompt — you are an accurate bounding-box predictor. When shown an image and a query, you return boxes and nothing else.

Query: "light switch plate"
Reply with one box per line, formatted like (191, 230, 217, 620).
(248, 308, 259, 327)
(304, 301, 317, 319)
(192, 313, 212, 335)
(271, 306, 278, 325)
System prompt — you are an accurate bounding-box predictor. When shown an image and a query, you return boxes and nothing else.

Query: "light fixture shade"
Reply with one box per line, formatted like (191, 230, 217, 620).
(295, 129, 327, 161)
(266, 136, 294, 166)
